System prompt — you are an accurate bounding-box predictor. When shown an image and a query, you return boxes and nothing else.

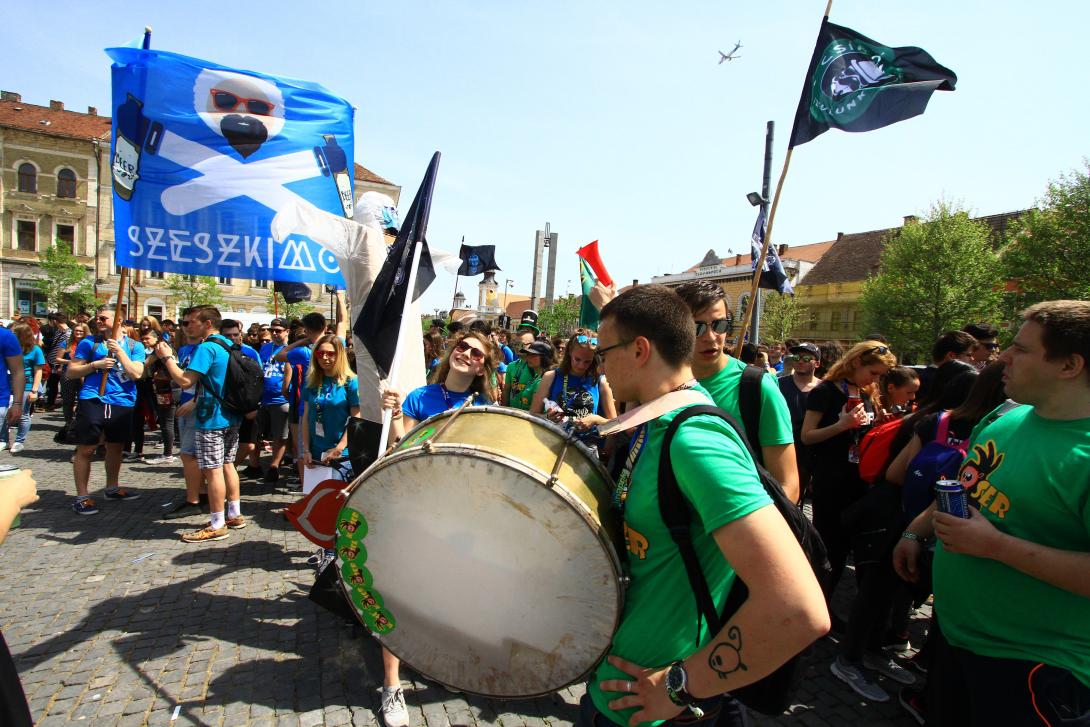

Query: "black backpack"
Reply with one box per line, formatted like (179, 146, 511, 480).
(659, 404, 830, 716)
(200, 337, 264, 417)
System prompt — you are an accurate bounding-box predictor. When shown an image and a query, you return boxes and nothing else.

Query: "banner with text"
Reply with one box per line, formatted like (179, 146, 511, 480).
(107, 46, 354, 286)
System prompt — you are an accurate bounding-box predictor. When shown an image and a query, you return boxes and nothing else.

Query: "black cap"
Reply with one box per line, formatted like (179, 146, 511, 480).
(521, 340, 553, 357)
(789, 342, 820, 357)
(269, 318, 288, 328)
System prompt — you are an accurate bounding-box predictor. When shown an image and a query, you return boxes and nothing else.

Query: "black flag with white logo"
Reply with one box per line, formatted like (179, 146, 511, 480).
(457, 245, 500, 277)
(789, 19, 956, 148)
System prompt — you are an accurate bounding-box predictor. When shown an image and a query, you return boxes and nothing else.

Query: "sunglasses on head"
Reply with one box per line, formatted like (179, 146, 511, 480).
(695, 319, 731, 337)
(575, 335, 598, 347)
(863, 345, 890, 356)
(209, 89, 274, 116)
(454, 340, 486, 362)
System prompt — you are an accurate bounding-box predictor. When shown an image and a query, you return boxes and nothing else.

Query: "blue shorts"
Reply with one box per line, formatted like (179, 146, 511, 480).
(178, 413, 196, 456)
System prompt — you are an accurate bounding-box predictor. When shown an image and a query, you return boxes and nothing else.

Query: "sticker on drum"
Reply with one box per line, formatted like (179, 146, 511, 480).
(341, 560, 373, 589)
(336, 507, 368, 540)
(337, 539, 367, 565)
(398, 426, 436, 449)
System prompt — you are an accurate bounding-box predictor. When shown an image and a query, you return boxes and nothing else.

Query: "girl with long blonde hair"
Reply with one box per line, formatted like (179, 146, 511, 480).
(301, 334, 359, 469)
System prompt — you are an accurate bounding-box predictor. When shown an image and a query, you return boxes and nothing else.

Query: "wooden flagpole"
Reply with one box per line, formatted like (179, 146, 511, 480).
(733, 0, 831, 356)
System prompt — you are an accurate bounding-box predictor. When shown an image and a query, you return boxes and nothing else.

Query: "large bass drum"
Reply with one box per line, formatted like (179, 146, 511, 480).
(334, 405, 623, 698)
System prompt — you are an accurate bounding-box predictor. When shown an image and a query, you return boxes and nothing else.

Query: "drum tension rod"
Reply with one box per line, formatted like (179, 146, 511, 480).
(422, 396, 475, 453)
(547, 434, 576, 488)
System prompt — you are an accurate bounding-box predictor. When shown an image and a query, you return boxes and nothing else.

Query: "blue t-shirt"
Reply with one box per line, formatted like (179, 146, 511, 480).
(0, 329, 21, 404)
(501, 345, 516, 364)
(402, 383, 483, 422)
(187, 334, 241, 430)
(304, 376, 359, 458)
(548, 372, 602, 418)
(287, 346, 313, 419)
(177, 344, 197, 405)
(75, 336, 147, 407)
(22, 346, 46, 392)
(240, 343, 262, 367)
(260, 342, 288, 406)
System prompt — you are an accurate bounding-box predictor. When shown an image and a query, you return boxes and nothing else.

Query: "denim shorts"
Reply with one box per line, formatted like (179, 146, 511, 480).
(178, 413, 196, 456)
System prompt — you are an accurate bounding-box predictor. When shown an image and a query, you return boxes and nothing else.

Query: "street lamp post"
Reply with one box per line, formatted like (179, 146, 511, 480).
(502, 279, 515, 327)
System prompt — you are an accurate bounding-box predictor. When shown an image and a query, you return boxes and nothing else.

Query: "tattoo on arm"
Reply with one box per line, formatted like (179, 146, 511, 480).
(708, 626, 747, 680)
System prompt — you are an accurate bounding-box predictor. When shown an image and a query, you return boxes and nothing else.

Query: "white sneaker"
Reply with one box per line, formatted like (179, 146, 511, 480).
(0, 442, 8, 453)
(9, 442, 23, 454)
(863, 652, 918, 685)
(380, 686, 410, 727)
(831, 658, 890, 702)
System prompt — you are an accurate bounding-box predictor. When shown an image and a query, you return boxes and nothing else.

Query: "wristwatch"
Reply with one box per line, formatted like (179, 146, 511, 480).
(665, 661, 697, 708)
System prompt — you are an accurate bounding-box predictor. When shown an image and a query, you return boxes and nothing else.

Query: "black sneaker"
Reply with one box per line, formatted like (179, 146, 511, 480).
(162, 500, 203, 520)
(264, 468, 280, 484)
(898, 687, 927, 726)
(103, 487, 141, 501)
(240, 466, 264, 480)
(286, 479, 303, 492)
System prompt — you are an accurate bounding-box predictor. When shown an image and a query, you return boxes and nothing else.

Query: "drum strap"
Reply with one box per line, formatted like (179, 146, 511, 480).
(597, 387, 706, 437)
(611, 425, 647, 511)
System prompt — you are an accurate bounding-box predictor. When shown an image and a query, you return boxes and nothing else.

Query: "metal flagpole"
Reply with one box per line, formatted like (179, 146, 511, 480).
(748, 120, 775, 347)
(377, 239, 426, 460)
(448, 235, 463, 322)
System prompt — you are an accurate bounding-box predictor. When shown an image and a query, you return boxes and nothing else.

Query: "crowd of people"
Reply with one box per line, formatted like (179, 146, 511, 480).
(1, 287, 1087, 727)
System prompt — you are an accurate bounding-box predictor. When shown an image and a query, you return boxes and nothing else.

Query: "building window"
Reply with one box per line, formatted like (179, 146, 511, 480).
(16, 220, 36, 250)
(147, 305, 164, 320)
(253, 279, 268, 289)
(809, 312, 819, 331)
(17, 163, 36, 193)
(57, 168, 77, 198)
(148, 270, 165, 280)
(830, 311, 842, 332)
(218, 275, 232, 285)
(56, 224, 75, 254)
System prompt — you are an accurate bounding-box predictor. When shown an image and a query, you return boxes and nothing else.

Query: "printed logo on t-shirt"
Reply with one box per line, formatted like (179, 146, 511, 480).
(958, 440, 1010, 518)
(624, 522, 649, 560)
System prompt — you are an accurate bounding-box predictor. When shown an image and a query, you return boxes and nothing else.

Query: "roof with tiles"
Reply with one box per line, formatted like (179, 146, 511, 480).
(0, 94, 111, 141)
(683, 240, 836, 273)
(802, 210, 1029, 286)
(353, 163, 393, 186)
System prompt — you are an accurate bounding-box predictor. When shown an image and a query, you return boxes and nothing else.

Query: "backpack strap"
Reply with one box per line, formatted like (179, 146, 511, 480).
(739, 365, 765, 465)
(198, 336, 235, 402)
(658, 404, 765, 645)
(935, 411, 951, 444)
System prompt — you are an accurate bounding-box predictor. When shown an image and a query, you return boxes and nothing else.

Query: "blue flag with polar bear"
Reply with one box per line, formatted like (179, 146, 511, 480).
(107, 46, 354, 286)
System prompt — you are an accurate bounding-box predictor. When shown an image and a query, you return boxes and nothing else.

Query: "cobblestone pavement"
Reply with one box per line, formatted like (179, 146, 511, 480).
(0, 410, 926, 726)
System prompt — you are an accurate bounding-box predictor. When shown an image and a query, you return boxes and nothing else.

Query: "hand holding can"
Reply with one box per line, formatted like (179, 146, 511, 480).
(935, 478, 970, 519)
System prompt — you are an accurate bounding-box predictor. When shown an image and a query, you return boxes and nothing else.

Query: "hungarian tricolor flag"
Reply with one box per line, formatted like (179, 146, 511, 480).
(789, 19, 956, 148)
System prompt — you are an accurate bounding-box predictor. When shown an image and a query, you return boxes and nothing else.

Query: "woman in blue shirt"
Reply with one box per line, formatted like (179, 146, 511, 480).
(301, 334, 359, 469)
(531, 329, 616, 433)
(0, 323, 44, 453)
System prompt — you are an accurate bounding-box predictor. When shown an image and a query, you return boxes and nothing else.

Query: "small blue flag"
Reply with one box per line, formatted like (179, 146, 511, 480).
(107, 46, 354, 286)
(750, 206, 793, 295)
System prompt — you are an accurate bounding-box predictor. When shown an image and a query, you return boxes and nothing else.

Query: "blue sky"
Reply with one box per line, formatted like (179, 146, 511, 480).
(6, 1, 1089, 314)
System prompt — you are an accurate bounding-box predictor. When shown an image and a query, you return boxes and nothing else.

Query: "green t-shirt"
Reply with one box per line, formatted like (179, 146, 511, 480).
(933, 404, 1090, 687)
(698, 357, 794, 449)
(589, 385, 772, 726)
(506, 359, 542, 411)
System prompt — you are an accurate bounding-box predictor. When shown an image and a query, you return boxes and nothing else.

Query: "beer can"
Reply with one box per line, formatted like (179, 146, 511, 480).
(935, 479, 970, 519)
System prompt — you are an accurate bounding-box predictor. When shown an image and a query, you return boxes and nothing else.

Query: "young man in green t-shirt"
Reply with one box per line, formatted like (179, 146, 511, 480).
(500, 329, 539, 409)
(674, 281, 800, 503)
(895, 300, 1090, 725)
(584, 285, 828, 727)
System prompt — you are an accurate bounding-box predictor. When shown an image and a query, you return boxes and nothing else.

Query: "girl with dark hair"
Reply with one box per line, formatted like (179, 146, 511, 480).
(879, 366, 920, 416)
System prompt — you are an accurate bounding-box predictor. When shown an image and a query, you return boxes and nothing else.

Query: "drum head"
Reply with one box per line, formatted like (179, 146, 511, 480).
(341, 448, 621, 698)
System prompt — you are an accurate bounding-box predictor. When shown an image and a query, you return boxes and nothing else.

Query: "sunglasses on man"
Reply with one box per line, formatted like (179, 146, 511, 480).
(695, 319, 731, 337)
(209, 89, 274, 116)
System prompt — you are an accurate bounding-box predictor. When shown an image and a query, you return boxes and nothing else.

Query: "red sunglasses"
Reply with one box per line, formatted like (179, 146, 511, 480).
(210, 89, 274, 116)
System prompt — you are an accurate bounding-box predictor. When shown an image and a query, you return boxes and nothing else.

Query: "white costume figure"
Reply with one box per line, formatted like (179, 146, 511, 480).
(271, 193, 457, 423)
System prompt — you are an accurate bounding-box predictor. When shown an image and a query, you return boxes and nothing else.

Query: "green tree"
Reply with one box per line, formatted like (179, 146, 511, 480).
(859, 201, 1004, 360)
(759, 292, 809, 343)
(1000, 160, 1090, 315)
(537, 295, 582, 337)
(266, 289, 315, 320)
(165, 274, 225, 310)
(35, 243, 96, 314)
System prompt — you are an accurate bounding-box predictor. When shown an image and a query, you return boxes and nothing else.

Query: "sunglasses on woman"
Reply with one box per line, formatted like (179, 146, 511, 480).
(863, 345, 890, 356)
(575, 335, 598, 347)
(454, 340, 487, 362)
(695, 319, 731, 337)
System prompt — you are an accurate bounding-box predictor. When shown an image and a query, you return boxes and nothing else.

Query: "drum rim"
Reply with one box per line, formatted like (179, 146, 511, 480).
(338, 443, 625, 698)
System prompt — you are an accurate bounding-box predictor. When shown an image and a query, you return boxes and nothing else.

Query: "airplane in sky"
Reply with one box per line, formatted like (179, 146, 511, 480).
(718, 41, 742, 63)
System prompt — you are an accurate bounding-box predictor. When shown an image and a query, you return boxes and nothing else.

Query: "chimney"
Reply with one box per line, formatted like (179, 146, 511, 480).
(1, 91, 21, 102)
(87, 106, 98, 116)
(903, 214, 918, 226)
(836, 232, 844, 241)
(49, 100, 64, 111)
